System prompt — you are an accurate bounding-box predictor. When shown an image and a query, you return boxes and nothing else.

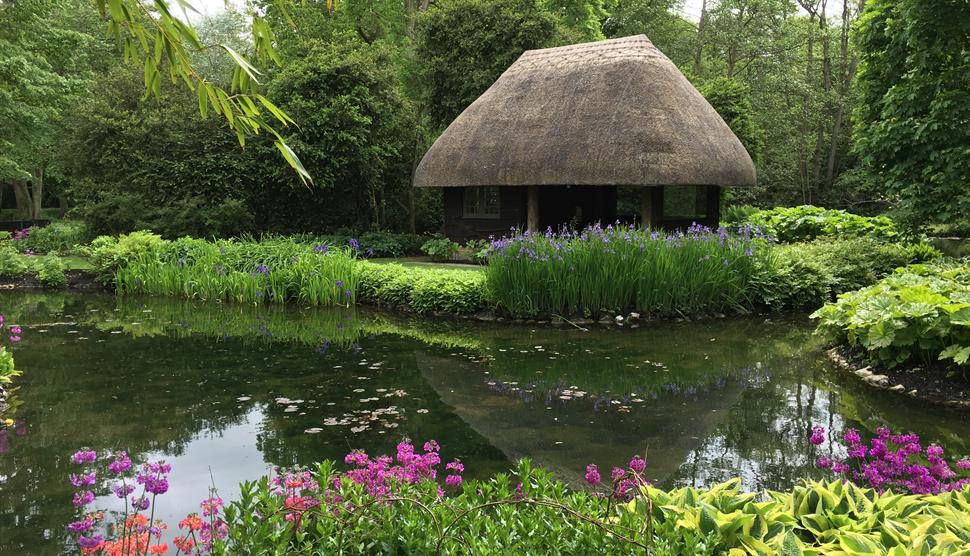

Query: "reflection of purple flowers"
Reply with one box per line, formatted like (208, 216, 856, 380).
(72, 450, 97, 464)
(70, 472, 97, 488)
(809, 425, 825, 445)
(72, 490, 94, 507)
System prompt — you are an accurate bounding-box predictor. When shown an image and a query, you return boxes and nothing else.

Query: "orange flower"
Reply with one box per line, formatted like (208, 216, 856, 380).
(148, 542, 168, 554)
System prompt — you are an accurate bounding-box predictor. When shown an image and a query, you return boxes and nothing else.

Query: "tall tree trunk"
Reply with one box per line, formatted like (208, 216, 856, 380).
(693, 0, 708, 75)
(12, 182, 32, 220)
(811, 1, 831, 189)
(799, 21, 816, 204)
(31, 167, 43, 220)
(825, 0, 864, 188)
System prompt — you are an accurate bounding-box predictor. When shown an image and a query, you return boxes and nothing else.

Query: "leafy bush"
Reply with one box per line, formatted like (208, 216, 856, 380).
(86, 231, 167, 284)
(0, 243, 35, 276)
(420, 237, 460, 261)
(746, 205, 899, 243)
(720, 204, 761, 225)
(290, 231, 427, 258)
(751, 238, 941, 310)
(37, 255, 67, 289)
(13, 221, 87, 255)
(485, 224, 766, 317)
(812, 263, 970, 368)
(358, 262, 487, 314)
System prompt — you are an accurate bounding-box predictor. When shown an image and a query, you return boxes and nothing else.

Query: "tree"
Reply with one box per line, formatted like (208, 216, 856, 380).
(854, 0, 970, 228)
(263, 35, 418, 231)
(415, 0, 565, 131)
(603, 0, 696, 68)
(0, 0, 109, 219)
(702, 77, 764, 164)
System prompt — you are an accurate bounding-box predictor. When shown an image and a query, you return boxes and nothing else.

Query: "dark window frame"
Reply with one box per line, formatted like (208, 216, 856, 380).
(462, 187, 501, 219)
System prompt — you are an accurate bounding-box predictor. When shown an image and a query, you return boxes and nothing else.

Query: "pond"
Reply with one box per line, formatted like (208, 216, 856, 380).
(1, 292, 969, 554)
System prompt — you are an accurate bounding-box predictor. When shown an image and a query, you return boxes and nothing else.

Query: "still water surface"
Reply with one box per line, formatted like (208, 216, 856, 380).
(1, 292, 968, 554)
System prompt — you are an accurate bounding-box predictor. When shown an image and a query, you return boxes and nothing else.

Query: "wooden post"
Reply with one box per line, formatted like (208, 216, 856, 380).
(527, 185, 539, 232)
(640, 188, 653, 229)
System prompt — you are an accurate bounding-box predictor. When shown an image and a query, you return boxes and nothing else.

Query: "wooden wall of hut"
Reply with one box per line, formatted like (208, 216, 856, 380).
(442, 186, 618, 241)
(442, 187, 526, 241)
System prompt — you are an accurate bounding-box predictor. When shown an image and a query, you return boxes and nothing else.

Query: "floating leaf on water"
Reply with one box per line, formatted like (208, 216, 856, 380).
(416, 409, 429, 414)
(237, 396, 251, 402)
(284, 405, 299, 412)
(304, 428, 322, 434)
(352, 388, 365, 393)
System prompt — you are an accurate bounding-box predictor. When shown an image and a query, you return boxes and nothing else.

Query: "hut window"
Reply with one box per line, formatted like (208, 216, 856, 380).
(462, 187, 501, 219)
(662, 186, 707, 219)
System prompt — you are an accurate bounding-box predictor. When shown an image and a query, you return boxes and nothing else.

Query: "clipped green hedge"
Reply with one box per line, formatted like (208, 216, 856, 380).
(813, 263, 970, 368)
(746, 205, 899, 243)
(358, 262, 488, 315)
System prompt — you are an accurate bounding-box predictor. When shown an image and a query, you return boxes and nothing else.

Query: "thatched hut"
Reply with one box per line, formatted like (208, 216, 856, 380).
(413, 35, 756, 240)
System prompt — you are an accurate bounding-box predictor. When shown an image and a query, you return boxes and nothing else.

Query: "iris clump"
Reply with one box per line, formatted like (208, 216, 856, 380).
(485, 223, 768, 317)
(115, 236, 360, 306)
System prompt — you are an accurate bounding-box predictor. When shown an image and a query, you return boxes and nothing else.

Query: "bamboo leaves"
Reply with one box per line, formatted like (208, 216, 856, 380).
(95, 0, 313, 185)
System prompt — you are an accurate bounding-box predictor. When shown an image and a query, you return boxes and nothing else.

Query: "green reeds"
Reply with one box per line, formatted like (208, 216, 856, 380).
(485, 223, 768, 317)
(116, 236, 360, 306)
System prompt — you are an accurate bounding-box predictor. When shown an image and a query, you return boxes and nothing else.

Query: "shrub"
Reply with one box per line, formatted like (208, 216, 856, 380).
(485, 224, 767, 317)
(812, 263, 970, 368)
(37, 255, 67, 289)
(420, 237, 460, 261)
(0, 243, 35, 276)
(746, 205, 899, 243)
(86, 231, 167, 285)
(13, 221, 87, 255)
(358, 262, 487, 314)
(751, 238, 942, 310)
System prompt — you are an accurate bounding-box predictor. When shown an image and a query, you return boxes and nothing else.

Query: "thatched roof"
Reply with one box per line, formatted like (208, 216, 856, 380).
(414, 35, 756, 188)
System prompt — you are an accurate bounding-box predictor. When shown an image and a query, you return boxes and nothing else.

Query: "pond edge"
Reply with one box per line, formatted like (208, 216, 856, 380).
(826, 348, 970, 410)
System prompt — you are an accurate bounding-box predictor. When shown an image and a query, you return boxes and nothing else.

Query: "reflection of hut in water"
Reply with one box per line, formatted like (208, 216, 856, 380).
(412, 350, 742, 484)
(414, 35, 756, 241)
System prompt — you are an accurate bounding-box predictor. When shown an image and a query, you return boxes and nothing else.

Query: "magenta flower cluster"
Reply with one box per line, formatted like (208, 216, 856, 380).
(811, 425, 970, 494)
(343, 440, 464, 499)
(66, 449, 176, 553)
(584, 455, 651, 501)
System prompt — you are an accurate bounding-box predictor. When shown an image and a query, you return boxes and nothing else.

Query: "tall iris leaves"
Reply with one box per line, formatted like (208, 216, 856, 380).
(94, 0, 312, 185)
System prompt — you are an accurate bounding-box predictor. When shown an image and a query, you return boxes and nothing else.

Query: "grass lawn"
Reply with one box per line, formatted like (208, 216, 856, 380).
(368, 256, 485, 272)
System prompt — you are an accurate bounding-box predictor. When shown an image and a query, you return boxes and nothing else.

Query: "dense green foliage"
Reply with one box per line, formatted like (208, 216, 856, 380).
(64, 36, 420, 237)
(217, 460, 970, 555)
(813, 264, 970, 369)
(486, 225, 763, 317)
(750, 238, 940, 310)
(854, 0, 970, 229)
(262, 36, 418, 231)
(13, 221, 87, 255)
(415, 0, 564, 131)
(745, 205, 899, 243)
(701, 77, 764, 164)
(358, 262, 487, 315)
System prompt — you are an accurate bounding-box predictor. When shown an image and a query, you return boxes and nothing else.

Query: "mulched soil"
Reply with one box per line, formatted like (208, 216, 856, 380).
(832, 346, 970, 407)
(0, 270, 102, 293)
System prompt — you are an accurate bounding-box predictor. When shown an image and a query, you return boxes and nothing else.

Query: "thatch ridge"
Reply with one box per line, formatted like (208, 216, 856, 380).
(414, 35, 756, 188)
